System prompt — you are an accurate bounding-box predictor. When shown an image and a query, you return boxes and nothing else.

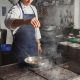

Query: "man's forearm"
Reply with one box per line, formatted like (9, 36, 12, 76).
(36, 39, 42, 53)
(36, 39, 41, 46)
(11, 19, 31, 28)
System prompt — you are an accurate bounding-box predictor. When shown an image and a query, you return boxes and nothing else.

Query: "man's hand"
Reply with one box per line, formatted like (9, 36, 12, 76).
(31, 17, 41, 28)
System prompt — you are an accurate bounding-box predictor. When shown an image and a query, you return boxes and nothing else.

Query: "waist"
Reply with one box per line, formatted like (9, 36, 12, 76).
(13, 24, 34, 35)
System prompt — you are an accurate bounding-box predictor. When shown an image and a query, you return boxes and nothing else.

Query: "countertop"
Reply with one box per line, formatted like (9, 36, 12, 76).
(0, 62, 80, 80)
(0, 64, 45, 80)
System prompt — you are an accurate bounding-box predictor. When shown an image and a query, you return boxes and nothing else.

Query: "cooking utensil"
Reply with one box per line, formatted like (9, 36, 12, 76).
(24, 56, 47, 68)
(24, 56, 43, 65)
(24, 48, 42, 64)
(24, 56, 52, 69)
(24, 49, 51, 68)
(24, 50, 42, 67)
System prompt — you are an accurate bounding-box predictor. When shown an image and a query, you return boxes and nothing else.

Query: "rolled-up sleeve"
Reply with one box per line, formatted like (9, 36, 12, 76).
(33, 6, 41, 39)
(5, 5, 21, 29)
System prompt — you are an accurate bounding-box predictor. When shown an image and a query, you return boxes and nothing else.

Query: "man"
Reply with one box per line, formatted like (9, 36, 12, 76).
(5, 0, 42, 67)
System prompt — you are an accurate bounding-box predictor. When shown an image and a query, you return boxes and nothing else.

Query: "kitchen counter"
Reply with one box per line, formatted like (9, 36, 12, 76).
(30, 66, 79, 80)
(58, 41, 80, 62)
(0, 63, 80, 80)
(0, 64, 45, 80)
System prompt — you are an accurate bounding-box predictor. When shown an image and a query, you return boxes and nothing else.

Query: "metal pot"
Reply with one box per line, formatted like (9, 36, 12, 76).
(24, 56, 42, 64)
(24, 56, 43, 67)
(24, 56, 52, 69)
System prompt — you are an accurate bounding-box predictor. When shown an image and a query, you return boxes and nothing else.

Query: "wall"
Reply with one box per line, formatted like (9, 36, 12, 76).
(42, 5, 74, 28)
(74, 0, 80, 29)
(0, 0, 13, 44)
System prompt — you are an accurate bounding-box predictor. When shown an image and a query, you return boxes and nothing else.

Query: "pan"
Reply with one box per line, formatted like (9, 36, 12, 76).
(24, 56, 53, 69)
(24, 56, 42, 64)
(24, 56, 47, 68)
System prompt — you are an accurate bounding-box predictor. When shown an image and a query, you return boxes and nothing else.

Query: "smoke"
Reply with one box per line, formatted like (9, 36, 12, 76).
(38, 57, 54, 71)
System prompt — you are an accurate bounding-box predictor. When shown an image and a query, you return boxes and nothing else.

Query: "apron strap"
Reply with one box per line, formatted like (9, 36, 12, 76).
(18, 1, 24, 15)
(30, 6, 36, 15)
(18, 1, 36, 16)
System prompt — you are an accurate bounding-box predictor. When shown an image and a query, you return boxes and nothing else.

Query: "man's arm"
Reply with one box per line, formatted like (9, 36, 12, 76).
(36, 39, 42, 54)
(11, 17, 40, 28)
(11, 19, 31, 28)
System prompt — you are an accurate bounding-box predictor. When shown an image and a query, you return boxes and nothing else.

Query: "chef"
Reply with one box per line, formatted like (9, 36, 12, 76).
(5, 0, 42, 67)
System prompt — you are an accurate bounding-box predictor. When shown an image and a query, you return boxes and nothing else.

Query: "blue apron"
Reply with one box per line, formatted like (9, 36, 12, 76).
(12, 2, 38, 64)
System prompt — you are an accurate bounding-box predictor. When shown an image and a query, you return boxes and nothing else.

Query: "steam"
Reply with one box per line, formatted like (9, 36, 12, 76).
(38, 58, 54, 71)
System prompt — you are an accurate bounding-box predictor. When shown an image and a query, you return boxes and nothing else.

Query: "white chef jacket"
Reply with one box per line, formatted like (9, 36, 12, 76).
(5, 2, 41, 39)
